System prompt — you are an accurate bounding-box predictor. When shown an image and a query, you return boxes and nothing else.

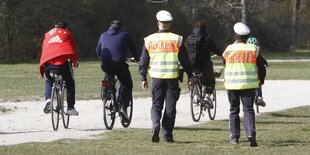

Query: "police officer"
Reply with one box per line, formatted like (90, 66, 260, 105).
(223, 22, 266, 147)
(139, 10, 194, 143)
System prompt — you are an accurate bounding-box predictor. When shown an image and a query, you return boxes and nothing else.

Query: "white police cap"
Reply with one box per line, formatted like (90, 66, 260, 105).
(233, 22, 250, 35)
(156, 10, 173, 22)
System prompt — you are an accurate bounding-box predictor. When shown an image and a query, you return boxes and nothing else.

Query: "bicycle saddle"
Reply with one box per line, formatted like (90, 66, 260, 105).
(49, 70, 61, 75)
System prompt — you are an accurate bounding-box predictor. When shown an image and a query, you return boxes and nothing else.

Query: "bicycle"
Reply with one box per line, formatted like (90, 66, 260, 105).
(101, 76, 133, 130)
(189, 56, 223, 122)
(49, 70, 70, 131)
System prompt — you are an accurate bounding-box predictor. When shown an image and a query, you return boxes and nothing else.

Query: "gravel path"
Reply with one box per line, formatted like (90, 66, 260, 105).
(0, 80, 309, 145)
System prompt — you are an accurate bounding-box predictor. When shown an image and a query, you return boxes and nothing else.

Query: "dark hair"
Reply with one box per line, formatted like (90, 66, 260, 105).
(111, 20, 122, 29)
(195, 19, 207, 30)
(55, 21, 67, 28)
(235, 34, 249, 43)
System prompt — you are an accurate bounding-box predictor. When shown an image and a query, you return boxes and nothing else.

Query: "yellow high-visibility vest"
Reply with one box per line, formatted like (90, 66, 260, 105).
(223, 43, 259, 90)
(145, 32, 183, 79)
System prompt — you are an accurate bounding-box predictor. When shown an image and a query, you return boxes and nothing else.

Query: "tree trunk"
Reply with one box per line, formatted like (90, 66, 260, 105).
(6, 13, 14, 61)
(241, 0, 247, 24)
(290, 0, 301, 50)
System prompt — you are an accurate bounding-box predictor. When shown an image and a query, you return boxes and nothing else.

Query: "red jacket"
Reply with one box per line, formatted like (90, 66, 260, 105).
(39, 28, 78, 77)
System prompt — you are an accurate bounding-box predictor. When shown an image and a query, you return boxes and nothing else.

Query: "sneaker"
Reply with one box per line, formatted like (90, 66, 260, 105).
(203, 95, 213, 109)
(119, 108, 130, 124)
(193, 95, 199, 103)
(43, 99, 51, 114)
(256, 97, 266, 107)
(230, 138, 239, 145)
(152, 126, 160, 143)
(248, 136, 258, 147)
(66, 108, 79, 116)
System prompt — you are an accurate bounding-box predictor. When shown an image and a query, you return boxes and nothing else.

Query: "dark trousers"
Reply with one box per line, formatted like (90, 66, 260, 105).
(101, 62, 132, 107)
(44, 62, 75, 108)
(194, 61, 215, 94)
(228, 89, 256, 139)
(151, 78, 180, 141)
(256, 87, 263, 97)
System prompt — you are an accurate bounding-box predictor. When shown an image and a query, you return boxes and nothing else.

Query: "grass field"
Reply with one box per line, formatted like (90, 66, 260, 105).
(1, 106, 310, 154)
(0, 54, 309, 102)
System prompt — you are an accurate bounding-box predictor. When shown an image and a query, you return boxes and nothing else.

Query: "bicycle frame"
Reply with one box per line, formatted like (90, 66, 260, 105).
(101, 76, 133, 130)
(50, 71, 69, 131)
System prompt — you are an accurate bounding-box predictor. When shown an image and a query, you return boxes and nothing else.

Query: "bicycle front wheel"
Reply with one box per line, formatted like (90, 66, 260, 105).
(102, 87, 116, 130)
(121, 97, 133, 128)
(207, 89, 217, 120)
(61, 86, 70, 129)
(190, 84, 202, 122)
(51, 87, 60, 131)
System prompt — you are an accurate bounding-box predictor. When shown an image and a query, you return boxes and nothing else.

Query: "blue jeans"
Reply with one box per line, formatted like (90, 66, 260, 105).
(44, 61, 75, 108)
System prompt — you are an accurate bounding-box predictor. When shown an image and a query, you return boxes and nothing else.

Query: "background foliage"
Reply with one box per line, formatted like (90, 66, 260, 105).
(0, 0, 309, 62)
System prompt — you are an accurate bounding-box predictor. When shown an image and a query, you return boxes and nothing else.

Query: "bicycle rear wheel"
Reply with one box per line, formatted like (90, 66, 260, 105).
(51, 87, 60, 131)
(190, 84, 202, 122)
(207, 89, 217, 120)
(121, 97, 133, 128)
(61, 86, 70, 129)
(102, 87, 116, 130)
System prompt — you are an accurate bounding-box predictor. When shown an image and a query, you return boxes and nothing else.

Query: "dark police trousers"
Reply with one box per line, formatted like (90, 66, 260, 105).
(151, 78, 180, 141)
(44, 61, 75, 108)
(228, 89, 256, 140)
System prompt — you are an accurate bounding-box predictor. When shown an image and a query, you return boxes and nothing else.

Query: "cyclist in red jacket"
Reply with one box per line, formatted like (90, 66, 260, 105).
(39, 21, 79, 116)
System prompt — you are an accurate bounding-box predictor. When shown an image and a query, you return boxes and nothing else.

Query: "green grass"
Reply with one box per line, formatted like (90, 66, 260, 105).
(266, 61, 310, 80)
(263, 50, 310, 59)
(1, 106, 310, 155)
(0, 57, 309, 101)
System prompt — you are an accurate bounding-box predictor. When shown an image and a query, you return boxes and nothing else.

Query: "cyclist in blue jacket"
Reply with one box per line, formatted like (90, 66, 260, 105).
(96, 20, 140, 124)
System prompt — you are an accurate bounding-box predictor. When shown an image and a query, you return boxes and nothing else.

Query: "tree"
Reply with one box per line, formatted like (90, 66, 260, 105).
(241, 0, 247, 24)
(291, 0, 301, 50)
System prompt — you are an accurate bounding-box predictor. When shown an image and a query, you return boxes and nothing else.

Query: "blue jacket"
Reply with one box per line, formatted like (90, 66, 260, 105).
(96, 26, 139, 65)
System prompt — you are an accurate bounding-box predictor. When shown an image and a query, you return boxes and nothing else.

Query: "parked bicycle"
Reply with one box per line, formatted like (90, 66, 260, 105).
(101, 76, 133, 130)
(189, 55, 223, 122)
(49, 70, 70, 131)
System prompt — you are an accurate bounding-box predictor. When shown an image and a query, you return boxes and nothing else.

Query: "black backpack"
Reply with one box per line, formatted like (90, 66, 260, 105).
(185, 34, 203, 67)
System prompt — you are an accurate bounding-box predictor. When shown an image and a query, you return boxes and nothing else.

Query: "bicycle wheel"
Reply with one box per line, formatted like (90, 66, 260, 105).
(61, 85, 70, 129)
(102, 87, 116, 130)
(121, 97, 133, 128)
(51, 87, 60, 131)
(190, 84, 202, 122)
(207, 89, 217, 120)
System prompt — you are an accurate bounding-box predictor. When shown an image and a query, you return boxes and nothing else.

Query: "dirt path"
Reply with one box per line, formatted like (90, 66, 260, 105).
(0, 80, 309, 145)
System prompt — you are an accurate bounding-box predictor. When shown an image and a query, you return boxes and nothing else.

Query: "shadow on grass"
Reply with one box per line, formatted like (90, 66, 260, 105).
(270, 140, 309, 147)
(270, 113, 310, 118)
(256, 121, 304, 125)
(174, 127, 227, 131)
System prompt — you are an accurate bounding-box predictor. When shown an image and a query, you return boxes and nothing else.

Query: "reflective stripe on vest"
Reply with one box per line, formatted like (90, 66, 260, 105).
(145, 33, 182, 79)
(223, 43, 259, 90)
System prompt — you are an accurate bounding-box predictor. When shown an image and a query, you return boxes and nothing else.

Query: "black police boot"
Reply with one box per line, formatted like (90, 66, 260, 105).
(152, 126, 160, 143)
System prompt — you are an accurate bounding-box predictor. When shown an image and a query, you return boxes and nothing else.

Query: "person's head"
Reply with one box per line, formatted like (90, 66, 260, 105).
(55, 21, 67, 29)
(156, 10, 173, 30)
(233, 22, 250, 43)
(195, 19, 207, 30)
(110, 20, 122, 29)
(247, 37, 260, 46)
